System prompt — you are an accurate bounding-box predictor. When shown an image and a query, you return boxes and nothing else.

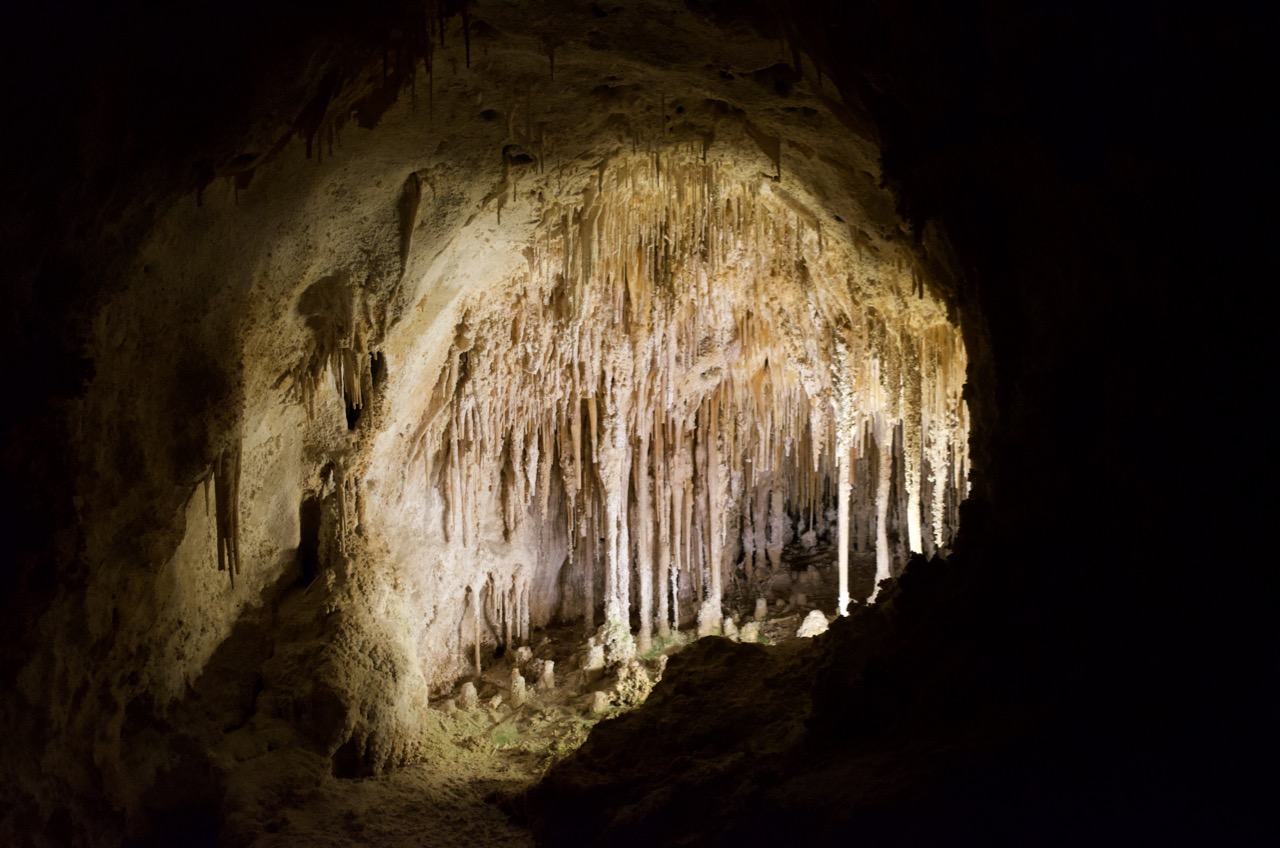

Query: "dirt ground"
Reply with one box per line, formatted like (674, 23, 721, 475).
(232, 542, 871, 847)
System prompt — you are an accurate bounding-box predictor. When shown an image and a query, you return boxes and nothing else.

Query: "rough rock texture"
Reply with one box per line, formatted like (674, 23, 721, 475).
(0, 0, 1273, 845)
(795, 609, 828, 638)
(520, 2, 1275, 846)
(528, 635, 818, 847)
(0, 3, 968, 839)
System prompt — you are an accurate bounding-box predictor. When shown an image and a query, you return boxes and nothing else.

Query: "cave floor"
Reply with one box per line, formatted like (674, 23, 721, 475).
(235, 541, 871, 846)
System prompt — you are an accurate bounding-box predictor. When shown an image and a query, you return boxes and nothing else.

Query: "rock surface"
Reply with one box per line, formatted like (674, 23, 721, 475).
(0, 0, 1270, 845)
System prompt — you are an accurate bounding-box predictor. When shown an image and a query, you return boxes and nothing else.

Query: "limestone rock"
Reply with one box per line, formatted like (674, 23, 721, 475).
(510, 668, 527, 708)
(459, 682, 479, 710)
(796, 610, 829, 638)
(722, 616, 740, 642)
(696, 599, 722, 638)
(537, 660, 556, 692)
(612, 660, 654, 708)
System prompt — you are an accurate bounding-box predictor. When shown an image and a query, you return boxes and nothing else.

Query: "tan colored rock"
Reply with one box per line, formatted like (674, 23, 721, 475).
(722, 616, 740, 642)
(696, 599, 722, 638)
(797, 610, 830, 638)
(510, 668, 527, 708)
(537, 660, 556, 692)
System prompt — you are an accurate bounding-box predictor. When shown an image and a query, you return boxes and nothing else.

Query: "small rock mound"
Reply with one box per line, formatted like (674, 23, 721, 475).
(796, 609, 829, 638)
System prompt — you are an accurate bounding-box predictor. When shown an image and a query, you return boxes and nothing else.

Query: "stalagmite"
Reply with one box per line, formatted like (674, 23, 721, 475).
(797, 609, 830, 638)
(635, 427, 655, 655)
(471, 585, 483, 675)
(836, 437, 851, 616)
(654, 414, 672, 638)
(460, 682, 479, 710)
(584, 641, 605, 671)
(872, 425, 893, 602)
(702, 394, 724, 633)
(510, 668, 527, 708)
(538, 660, 556, 692)
(767, 490, 785, 572)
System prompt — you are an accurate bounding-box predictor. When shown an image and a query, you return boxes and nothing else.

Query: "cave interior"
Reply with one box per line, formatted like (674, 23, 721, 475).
(0, 1, 1273, 846)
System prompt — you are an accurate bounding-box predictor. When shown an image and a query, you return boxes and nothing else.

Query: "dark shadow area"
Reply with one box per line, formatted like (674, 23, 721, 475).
(298, 495, 323, 586)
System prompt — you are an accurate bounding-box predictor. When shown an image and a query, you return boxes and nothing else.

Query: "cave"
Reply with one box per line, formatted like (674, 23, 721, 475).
(0, 1, 1271, 846)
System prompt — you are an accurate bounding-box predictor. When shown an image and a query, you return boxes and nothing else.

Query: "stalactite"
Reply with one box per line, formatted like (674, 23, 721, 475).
(214, 439, 242, 585)
(406, 149, 968, 665)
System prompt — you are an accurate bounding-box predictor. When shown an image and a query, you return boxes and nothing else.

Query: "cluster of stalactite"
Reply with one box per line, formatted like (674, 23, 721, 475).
(276, 275, 382, 428)
(205, 440, 242, 586)
(464, 568, 532, 676)
(410, 148, 968, 659)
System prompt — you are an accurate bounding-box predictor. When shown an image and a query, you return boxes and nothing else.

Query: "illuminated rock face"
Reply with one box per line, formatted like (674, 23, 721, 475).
(0, 0, 967, 840)
(390, 148, 969, 675)
(103, 0, 975, 714)
(2, 1, 1269, 844)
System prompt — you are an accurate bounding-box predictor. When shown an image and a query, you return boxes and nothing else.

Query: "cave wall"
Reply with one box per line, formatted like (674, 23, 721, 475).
(1, 0, 1272, 844)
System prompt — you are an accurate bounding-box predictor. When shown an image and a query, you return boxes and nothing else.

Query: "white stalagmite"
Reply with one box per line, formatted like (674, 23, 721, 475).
(872, 419, 893, 603)
(635, 425, 655, 655)
(836, 435, 852, 616)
